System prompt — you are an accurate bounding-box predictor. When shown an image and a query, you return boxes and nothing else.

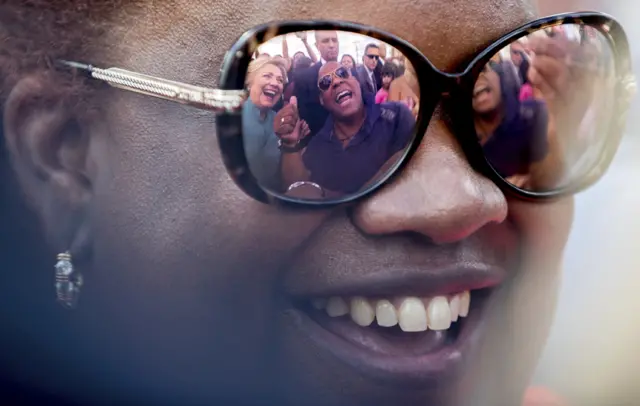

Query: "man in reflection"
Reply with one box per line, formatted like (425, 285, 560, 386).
(277, 62, 415, 196)
(356, 43, 383, 94)
(292, 30, 341, 138)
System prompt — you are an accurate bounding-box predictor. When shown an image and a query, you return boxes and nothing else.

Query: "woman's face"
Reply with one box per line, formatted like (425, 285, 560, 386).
(7, 0, 574, 405)
(382, 73, 394, 88)
(249, 63, 285, 109)
(510, 43, 525, 66)
(473, 64, 502, 114)
(341, 55, 354, 69)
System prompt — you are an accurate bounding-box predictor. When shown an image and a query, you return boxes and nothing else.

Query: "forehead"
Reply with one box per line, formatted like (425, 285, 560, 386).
(319, 62, 341, 76)
(115, 0, 536, 82)
(259, 64, 283, 75)
(316, 31, 339, 41)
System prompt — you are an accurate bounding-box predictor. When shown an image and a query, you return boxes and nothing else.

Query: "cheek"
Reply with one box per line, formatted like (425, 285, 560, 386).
(87, 99, 331, 369)
(509, 197, 574, 258)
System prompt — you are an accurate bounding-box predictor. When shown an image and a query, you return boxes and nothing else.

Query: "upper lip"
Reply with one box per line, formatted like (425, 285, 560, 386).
(263, 86, 279, 96)
(285, 262, 506, 299)
(332, 84, 351, 100)
(473, 85, 489, 96)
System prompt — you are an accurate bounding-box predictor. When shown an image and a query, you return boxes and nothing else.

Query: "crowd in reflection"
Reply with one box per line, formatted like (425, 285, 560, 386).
(243, 25, 614, 198)
(245, 30, 419, 198)
(474, 24, 614, 190)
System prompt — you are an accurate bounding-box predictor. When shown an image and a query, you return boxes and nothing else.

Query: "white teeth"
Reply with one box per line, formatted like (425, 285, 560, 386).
(375, 300, 398, 327)
(398, 297, 428, 332)
(350, 297, 375, 327)
(317, 290, 472, 332)
(326, 297, 349, 317)
(449, 295, 460, 322)
(427, 296, 452, 330)
(459, 291, 470, 317)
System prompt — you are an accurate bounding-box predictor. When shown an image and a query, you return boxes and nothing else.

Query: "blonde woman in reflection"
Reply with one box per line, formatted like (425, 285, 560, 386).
(242, 56, 290, 191)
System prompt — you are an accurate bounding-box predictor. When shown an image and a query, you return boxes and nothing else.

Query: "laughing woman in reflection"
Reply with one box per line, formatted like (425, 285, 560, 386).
(473, 61, 550, 188)
(242, 57, 290, 190)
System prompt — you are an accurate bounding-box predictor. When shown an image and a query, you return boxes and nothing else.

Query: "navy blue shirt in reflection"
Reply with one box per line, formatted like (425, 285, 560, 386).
(302, 97, 415, 194)
(481, 62, 550, 178)
(482, 100, 549, 178)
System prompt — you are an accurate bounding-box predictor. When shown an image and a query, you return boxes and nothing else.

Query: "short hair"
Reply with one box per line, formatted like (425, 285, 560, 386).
(381, 62, 397, 77)
(364, 43, 380, 54)
(245, 56, 289, 88)
(314, 30, 337, 43)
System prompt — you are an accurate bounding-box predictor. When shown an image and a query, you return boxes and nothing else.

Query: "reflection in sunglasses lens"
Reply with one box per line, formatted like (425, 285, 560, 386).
(335, 66, 349, 79)
(473, 23, 616, 193)
(243, 30, 420, 202)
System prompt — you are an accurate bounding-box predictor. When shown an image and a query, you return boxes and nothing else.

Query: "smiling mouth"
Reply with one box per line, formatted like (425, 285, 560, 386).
(473, 86, 491, 98)
(263, 88, 278, 101)
(335, 90, 353, 105)
(287, 269, 502, 385)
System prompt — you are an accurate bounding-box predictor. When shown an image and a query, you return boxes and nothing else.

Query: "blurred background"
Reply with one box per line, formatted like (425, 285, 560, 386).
(533, 1, 639, 405)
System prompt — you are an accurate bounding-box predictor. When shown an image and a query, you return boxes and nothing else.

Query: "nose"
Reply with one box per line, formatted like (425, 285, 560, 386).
(331, 77, 345, 88)
(351, 115, 508, 244)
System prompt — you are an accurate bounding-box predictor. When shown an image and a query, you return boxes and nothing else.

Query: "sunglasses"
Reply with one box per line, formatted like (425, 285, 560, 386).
(366, 54, 380, 60)
(57, 12, 636, 208)
(317, 66, 352, 91)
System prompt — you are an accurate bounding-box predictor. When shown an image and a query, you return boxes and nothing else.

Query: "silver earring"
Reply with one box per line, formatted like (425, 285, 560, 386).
(55, 251, 83, 309)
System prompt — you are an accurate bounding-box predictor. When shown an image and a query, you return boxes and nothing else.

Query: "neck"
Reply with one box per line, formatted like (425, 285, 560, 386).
(333, 108, 366, 145)
(474, 109, 503, 144)
(250, 96, 270, 120)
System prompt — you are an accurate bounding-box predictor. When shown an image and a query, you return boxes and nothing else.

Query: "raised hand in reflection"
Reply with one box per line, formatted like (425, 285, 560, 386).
(274, 96, 310, 146)
(525, 33, 604, 188)
(528, 34, 599, 135)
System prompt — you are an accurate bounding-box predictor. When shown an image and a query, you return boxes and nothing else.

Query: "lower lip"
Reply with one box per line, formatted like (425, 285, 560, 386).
(474, 89, 490, 99)
(286, 290, 492, 387)
(337, 96, 354, 108)
(262, 91, 277, 102)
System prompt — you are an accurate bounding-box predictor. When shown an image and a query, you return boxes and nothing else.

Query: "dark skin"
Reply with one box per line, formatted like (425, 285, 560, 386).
(318, 62, 366, 145)
(3, 1, 574, 405)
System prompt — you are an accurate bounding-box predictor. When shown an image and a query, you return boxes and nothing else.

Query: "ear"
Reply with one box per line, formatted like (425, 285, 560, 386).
(318, 94, 324, 107)
(3, 74, 99, 257)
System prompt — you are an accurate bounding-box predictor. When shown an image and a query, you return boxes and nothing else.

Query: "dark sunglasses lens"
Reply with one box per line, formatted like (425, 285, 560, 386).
(335, 66, 349, 79)
(473, 23, 618, 193)
(244, 30, 420, 202)
(318, 75, 332, 91)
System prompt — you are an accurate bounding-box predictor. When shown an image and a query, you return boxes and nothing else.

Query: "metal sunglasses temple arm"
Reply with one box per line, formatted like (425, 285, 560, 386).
(57, 60, 246, 113)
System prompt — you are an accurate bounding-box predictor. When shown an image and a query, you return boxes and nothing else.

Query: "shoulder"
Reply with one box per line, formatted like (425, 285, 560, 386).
(519, 99, 548, 121)
(296, 63, 320, 82)
(379, 101, 411, 121)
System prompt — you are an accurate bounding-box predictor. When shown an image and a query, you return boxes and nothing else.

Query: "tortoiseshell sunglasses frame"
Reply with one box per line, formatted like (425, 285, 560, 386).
(61, 12, 636, 208)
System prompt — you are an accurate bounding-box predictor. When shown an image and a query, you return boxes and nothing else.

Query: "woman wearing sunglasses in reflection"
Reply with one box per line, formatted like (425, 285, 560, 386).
(0, 1, 635, 405)
(242, 56, 293, 190)
(473, 60, 550, 189)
